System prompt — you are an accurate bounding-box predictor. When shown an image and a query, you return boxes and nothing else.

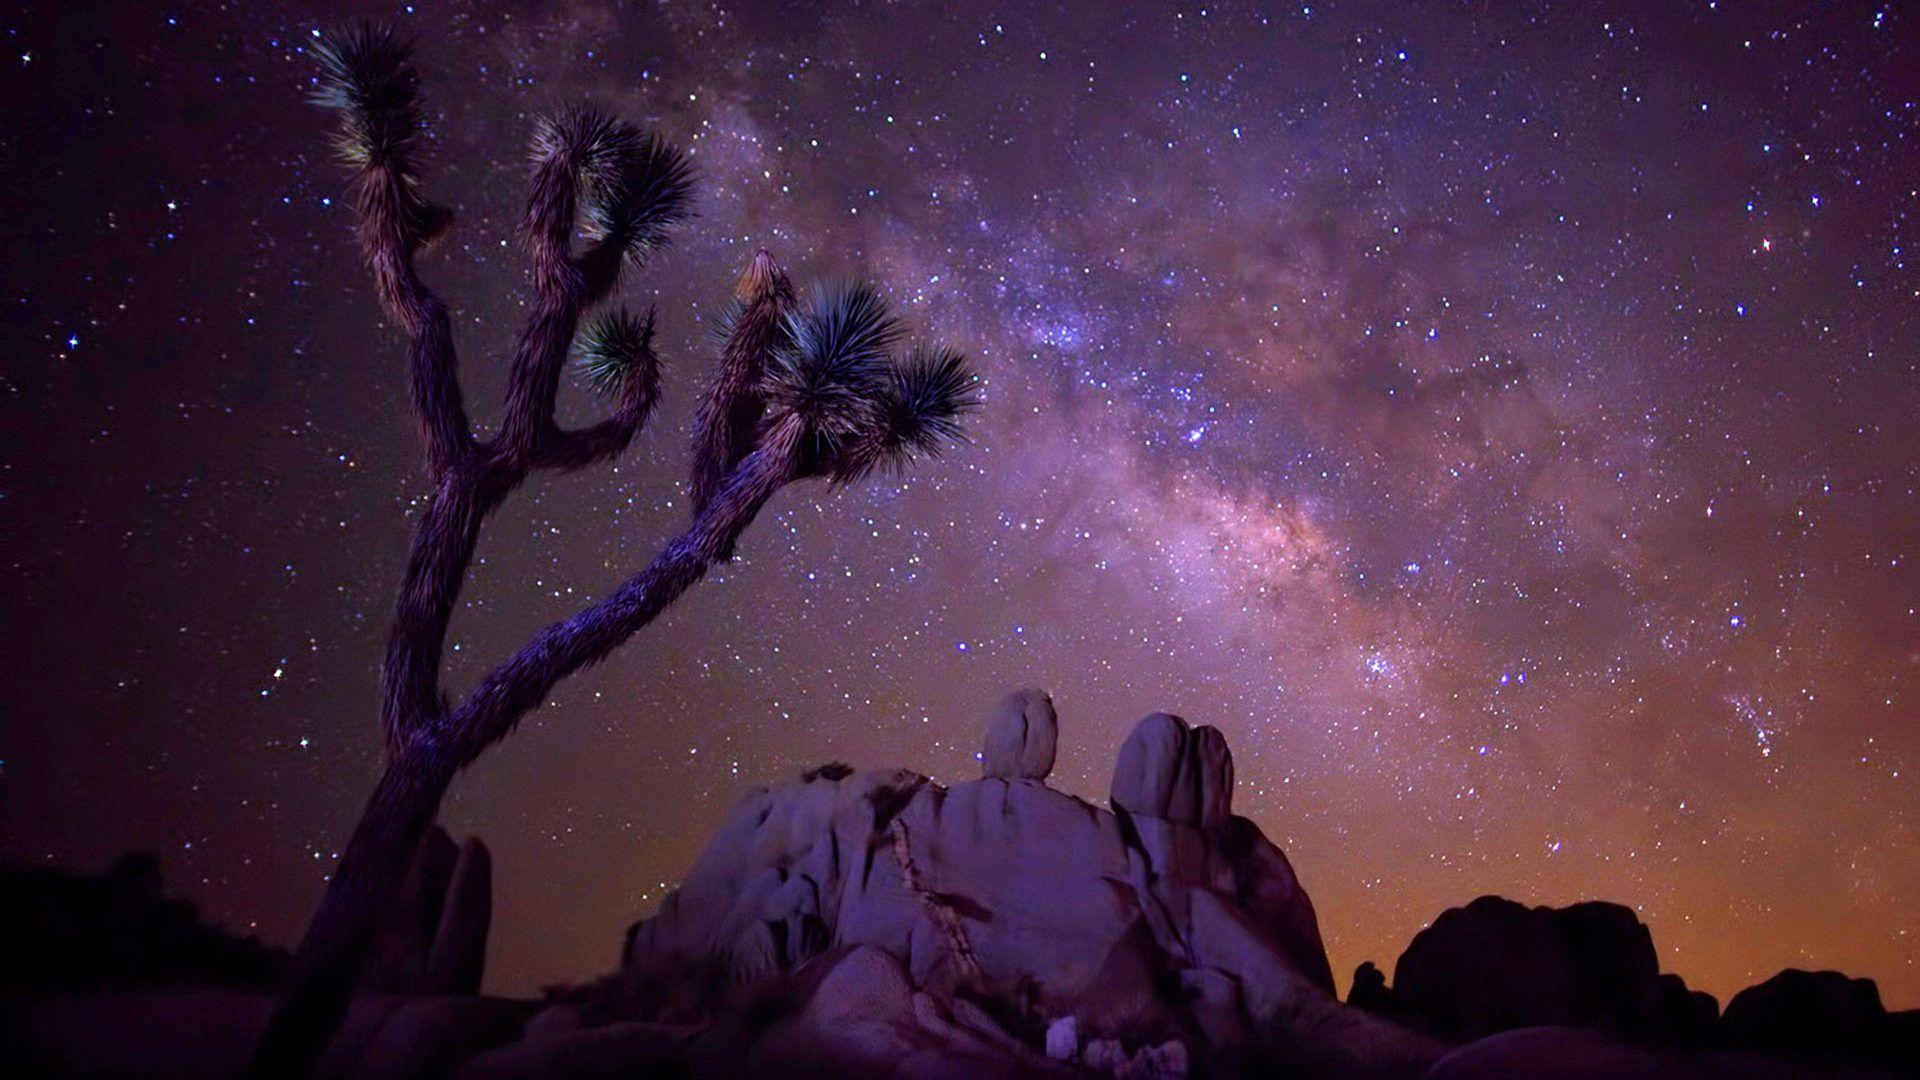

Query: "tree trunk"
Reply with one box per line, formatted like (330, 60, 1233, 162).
(248, 743, 455, 1077)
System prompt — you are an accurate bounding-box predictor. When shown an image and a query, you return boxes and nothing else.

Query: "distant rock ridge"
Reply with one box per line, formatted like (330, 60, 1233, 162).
(1345, 894, 1719, 1045)
(3, 687, 1915, 1077)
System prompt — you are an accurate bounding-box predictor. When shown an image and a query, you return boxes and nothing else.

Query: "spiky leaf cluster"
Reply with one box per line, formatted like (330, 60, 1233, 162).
(579, 132, 694, 267)
(573, 307, 657, 397)
(762, 284, 901, 452)
(828, 345, 980, 482)
(883, 345, 979, 457)
(756, 284, 978, 478)
(309, 25, 425, 173)
(706, 297, 751, 347)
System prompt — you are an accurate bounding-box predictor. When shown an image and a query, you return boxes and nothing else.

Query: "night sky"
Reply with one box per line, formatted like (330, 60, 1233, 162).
(4, 1, 1917, 1008)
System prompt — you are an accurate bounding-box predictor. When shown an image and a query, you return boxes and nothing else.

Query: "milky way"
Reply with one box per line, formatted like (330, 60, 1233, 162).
(4, 1, 1917, 1005)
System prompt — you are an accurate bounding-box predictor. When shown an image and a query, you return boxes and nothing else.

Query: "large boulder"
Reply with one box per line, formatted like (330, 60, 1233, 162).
(1721, 969, 1894, 1061)
(364, 826, 493, 995)
(1422, 1027, 1705, 1080)
(981, 688, 1058, 781)
(1381, 896, 1668, 1042)
(1110, 712, 1191, 819)
(745, 945, 1066, 1077)
(1109, 712, 1233, 826)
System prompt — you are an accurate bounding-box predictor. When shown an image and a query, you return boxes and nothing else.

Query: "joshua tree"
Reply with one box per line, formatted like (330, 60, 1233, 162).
(252, 27, 977, 1074)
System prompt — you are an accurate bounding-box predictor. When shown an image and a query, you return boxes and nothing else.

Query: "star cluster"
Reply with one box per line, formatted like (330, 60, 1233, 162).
(3, 1, 1916, 1005)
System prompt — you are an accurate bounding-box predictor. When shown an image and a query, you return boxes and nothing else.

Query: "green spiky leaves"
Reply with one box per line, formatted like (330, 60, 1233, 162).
(529, 106, 637, 187)
(755, 282, 977, 480)
(883, 344, 980, 458)
(586, 133, 693, 266)
(527, 104, 693, 268)
(574, 307, 658, 399)
(762, 283, 901, 450)
(525, 106, 693, 275)
(308, 24, 449, 246)
(309, 25, 424, 172)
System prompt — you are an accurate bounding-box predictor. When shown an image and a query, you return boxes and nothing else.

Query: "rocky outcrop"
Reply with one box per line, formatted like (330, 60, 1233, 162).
(1722, 968, 1918, 1067)
(1348, 901, 1919, 1074)
(1351, 895, 1699, 1044)
(365, 827, 494, 996)
(1108, 712, 1232, 827)
(0, 851, 286, 992)
(608, 695, 1430, 1075)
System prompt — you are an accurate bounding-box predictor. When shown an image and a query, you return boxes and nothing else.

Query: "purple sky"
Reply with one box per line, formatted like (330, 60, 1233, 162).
(4, 1, 1917, 1005)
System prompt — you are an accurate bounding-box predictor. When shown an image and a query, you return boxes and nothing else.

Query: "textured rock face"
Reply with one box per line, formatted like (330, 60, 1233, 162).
(1107, 712, 1233, 826)
(612, 696, 1429, 1075)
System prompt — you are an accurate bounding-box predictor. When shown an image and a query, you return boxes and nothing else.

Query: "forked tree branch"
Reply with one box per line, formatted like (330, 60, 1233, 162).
(261, 25, 978, 1079)
(446, 425, 801, 763)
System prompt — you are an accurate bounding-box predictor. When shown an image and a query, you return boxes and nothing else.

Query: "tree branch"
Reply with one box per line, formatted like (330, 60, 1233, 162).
(379, 467, 511, 748)
(444, 432, 800, 764)
(691, 250, 793, 514)
(537, 409, 651, 473)
(312, 25, 473, 478)
(356, 172, 472, 478)
(497, 113, 595, 462)
(498, 109, 689, 463)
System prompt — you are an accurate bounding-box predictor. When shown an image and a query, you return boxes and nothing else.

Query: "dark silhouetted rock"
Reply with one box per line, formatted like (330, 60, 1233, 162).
(0, 852, 285, 992)
(426, 836, 494, 994)
(2, 986, 530, 1078)
(982, 687, 1059, 780)
(1722, 968, 1907, 1065)
(1349, 961, 1395, 1015)
(365, 826, 495, 995)
(1648, 972, 1719, 1049)
(1387, 895, 1667, 1042)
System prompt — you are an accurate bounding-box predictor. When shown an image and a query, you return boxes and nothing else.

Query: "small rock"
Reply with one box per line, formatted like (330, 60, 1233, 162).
(1139, 1039, 1190, 1077)
(521, 1002, 583, 1041)
(1044, 1015, 1079, 1060)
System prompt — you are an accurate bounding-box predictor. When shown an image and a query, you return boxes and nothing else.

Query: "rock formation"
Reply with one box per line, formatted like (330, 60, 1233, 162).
(1364, 895, 1677, 1041)
(0, 851, 286, 992)
(599, 694, 1425, 1075)
(1721, 968, 1918, 1067)
(3, 689, 1916, 1077)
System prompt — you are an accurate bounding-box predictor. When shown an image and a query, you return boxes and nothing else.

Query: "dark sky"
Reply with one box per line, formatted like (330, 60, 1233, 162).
(4, 1, 1917, 1007)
